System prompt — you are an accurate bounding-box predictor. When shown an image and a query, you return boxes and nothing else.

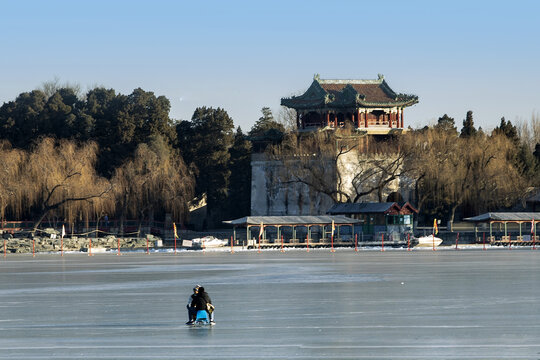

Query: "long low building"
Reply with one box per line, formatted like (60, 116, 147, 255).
(223, 215, 362, 248)
(464, 212, 540, 244)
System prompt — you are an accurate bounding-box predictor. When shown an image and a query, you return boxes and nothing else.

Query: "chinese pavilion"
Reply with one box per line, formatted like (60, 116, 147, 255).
(281, 74, 418, 133)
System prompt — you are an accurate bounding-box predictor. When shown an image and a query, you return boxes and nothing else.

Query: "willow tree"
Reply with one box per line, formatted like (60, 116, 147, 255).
(23, 138, 113, 233)
(458, 133, 525, 217)
(0, 141, 26, 223)
(402, 127, 461, 220)
(404, 127, 526, 223)
(112, 135, 194, 235)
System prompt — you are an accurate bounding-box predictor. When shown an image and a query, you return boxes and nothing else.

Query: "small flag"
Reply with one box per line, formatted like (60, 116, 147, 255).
(61, 225, 66, 238)
(259, 222, 264, 237)
(173, 223, 178, 238)
(331, 220, 335, 236)
(433, 219, 438, 235)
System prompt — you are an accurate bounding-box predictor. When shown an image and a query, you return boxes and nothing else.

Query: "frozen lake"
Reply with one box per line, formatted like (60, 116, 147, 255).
(1, 248, 540, 359)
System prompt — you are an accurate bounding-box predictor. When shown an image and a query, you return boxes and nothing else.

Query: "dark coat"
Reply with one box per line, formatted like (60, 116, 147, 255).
(198, 290, 211, 305)
(192, 292, 209, 311)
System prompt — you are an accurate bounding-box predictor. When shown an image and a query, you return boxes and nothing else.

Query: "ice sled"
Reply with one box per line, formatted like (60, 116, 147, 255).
(194, 310, 209, 325)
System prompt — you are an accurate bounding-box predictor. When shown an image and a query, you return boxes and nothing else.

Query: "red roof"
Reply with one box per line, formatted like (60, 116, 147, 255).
(281, 74, 418, 110)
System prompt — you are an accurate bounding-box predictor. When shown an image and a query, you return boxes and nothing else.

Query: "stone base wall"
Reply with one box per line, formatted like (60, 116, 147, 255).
(0, 236, 151, 254)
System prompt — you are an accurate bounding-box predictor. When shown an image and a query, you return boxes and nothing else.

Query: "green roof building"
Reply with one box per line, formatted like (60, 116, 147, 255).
(281, 74, 418, 134)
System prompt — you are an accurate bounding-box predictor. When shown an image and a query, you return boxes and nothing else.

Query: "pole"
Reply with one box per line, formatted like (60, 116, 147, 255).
(61, 234, 64, 257)
(483, 232, 486, 250)
(146, 237, 149, 254)
(258, 234, 261, 254)
(355, 233, 358, 252)
(533, 224, 536, 250)
(455, 232, 460, 250)
(231, 236, 234, 254)
(306, 234, 309, 252)
(533, 221, 536, 250)
(432, 232, 435, 251)
(33, 238, 35, 257)
(88, 238, 92, 256)
(281, 235, 284, 253)
(509, 235, 512, 250)
(407, 233, 411, 251)
(381, 233, 384, 252)
(174, 234, 177, 255)
(4, 239, 6, 258)
(331, 233, 335, 253)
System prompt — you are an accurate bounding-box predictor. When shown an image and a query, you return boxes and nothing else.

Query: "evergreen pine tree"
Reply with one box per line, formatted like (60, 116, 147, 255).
(460, 111, 477, 138)
(227, 127, 252, 219)
(494, 117, 519, 146)
(434, 114, 457, 134)
(249, 107, 285, 152)
(181, 107, 234, 228)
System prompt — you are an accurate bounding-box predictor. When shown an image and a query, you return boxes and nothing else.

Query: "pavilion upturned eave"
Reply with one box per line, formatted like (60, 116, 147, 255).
(281, 89, 418, 109)
(280, 98, 418, 110)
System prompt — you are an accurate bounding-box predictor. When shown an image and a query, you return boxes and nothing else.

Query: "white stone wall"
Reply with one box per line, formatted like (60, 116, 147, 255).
(337, 151, 403, 202)
(251, 151, 412, 216)
(251, 154, 335, 216)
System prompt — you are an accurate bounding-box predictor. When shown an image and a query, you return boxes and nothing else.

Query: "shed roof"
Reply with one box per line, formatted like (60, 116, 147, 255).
(464, 212, 540, 222)
(223, 215, 361, 226)
(327, 202, 397, 214)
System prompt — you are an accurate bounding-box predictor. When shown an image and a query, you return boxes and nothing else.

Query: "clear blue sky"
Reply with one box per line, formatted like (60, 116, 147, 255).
(1, 0, 539, 132)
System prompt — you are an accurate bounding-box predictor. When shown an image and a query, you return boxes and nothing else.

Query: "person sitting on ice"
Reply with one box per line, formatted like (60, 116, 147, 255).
(193, 286, 215, 325)
(185, 285, 200, 325)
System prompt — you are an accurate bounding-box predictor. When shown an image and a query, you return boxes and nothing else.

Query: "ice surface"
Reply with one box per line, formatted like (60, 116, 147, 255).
(1, 249, 540, 359)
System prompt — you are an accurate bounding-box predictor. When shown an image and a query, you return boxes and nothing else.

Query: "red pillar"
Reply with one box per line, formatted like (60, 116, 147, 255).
(388, 112, 392, 128)
(326, 112, 330, 127)
(334, 113, 337, 128)
(365, 110, 368, 127)
(357, 109, 361, 128)
(400, 108, 404, 128)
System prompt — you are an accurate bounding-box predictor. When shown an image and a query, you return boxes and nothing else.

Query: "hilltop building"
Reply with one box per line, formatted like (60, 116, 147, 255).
(281, 74, 418, 134)
(251, 74, 419, 217)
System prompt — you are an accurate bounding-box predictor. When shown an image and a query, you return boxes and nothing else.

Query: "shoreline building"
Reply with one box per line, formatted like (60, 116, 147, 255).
(251, 74, 419, 216)
(281, 74, 418, 134)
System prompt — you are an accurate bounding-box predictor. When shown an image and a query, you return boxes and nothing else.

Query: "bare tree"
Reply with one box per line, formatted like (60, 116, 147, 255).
(516, 112, 540, 150)
(40, 77, 82, 99)
(349, 140, 413, 202)
(268, 129, 411, 205)
(277, 106, 297, 131)
(404, 127, 526, 223)
(272, 131, 356, 203)
(0, 141, 26, 223)
(23, 138, 113, 233)
(112, 135, 194, 235)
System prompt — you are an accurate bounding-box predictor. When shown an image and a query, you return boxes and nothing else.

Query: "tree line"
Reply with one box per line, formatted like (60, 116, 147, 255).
(267, 111, 540, 224)
(1, 81, 539, 230)
(0, 83, 257, 231)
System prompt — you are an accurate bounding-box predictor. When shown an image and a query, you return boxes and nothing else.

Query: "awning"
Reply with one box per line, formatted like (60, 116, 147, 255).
(223, 215, 362, 226)
(464, 212, 540, 222)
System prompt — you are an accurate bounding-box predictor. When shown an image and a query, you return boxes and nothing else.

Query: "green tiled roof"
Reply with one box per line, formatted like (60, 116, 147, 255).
(281, 74, 418, 110)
